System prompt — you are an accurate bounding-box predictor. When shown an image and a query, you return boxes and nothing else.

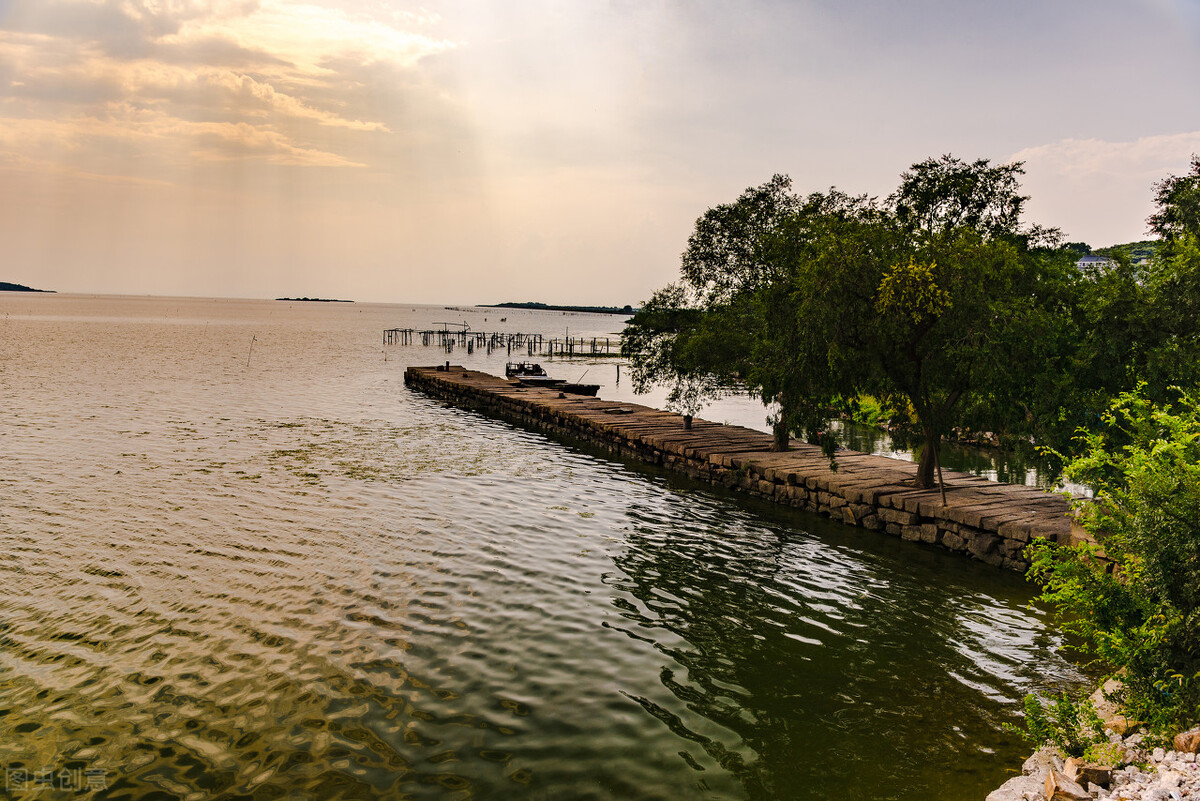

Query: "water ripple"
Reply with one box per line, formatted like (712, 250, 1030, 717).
(0, 296, 1088, 800)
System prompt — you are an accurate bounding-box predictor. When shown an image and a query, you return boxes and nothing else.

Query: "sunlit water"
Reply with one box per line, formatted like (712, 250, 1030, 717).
(0, 295, 1088, 800)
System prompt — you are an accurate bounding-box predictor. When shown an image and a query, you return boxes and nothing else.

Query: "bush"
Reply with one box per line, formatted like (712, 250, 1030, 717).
(1009, 691, 1105, 757)
(849, 394, 885, 427)
(1027, 386, 1200, 733)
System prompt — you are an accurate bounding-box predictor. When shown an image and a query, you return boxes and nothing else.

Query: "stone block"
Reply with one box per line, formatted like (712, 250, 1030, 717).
(978, 550, 1005, 567)
(997, 520, 1033, 543)
(942, 532, 966, 551)
(861, 515, 882, 531)
(959, 525, 984, 541)
(1001, 538, 1026, 558)
(901, 525, 922, 541)
(968, 533, 1001, 558)
(919, 524, 939, 544)
(885, 523, 902, 536)
(878, 507, 918, 526)
(850, 503, 874, 520)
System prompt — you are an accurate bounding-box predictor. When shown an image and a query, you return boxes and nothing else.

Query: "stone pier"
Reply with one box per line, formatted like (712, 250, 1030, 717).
(405, 365, 1077, 571)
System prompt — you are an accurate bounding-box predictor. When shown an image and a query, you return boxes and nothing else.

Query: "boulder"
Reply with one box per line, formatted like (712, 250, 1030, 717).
(985, 773, 1046, 801)
(1174, 726, 1200, 754)
(1022, 746, 1064, 778)
(1044, 767, 1090, 801)
(1063, 756, 1112, 788)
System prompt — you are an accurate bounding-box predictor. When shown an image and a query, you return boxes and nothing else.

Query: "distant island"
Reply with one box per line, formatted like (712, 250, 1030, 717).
(275, 297, 353, 303)
(485, 301, 636, 315)
(1, 281, 54, 293)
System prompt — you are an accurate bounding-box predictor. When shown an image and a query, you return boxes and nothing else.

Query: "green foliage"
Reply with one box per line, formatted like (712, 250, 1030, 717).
(1149, 156, 1200, 254)
(1008, 692, 1104, 758)
(848, 395, 885, 427)
(1028, 386, 1200, 732)
(1082, 740, 1126, 767)
(1096, 240, 1159, 263)
(621, 283, 729, 416)
(623, 155, 1200, 489)
(623, 156, 1070, 487)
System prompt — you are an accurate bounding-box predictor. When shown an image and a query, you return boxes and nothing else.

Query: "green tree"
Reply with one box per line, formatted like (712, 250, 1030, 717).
(1029, 387, 1200, 731)
(1059, 156, 1200, 427)
(624, 156, 1070, 488)
(622, 175, 820, 450)
(1149, 155, 1200, 256)
(1143, 158, 1200, 394)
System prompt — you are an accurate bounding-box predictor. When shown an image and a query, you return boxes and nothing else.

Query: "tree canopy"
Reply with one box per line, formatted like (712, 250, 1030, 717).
(623, 156, 1077, 488)
(623, 154, 1200, 490)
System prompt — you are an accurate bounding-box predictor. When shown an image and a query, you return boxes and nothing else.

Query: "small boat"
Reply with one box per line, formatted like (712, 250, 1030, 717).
(505, 362, 599, 396)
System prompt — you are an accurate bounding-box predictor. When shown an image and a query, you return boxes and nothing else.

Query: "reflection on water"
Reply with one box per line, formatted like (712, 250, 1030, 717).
(833, 421, 1060, 489)
(0, 295, 1087, 800)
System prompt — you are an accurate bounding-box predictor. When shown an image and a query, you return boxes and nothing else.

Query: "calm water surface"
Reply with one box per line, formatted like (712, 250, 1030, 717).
(0, 295, 1087, 800)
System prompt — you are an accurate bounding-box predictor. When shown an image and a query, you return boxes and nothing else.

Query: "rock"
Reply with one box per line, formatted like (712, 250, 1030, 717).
(1023, 746, 1065, 778)
(1090, 678, 1134, 735)
(1064, 756, 1113, 788)
(1174, 727, 1200, 754)
(985, 773, 1047, 801)
(1045, 767, 1092, 801)
(1158, 769, 1184, 788)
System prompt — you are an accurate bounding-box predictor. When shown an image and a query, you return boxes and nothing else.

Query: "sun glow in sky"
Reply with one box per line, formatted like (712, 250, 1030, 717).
(1, 0, 1199, 303)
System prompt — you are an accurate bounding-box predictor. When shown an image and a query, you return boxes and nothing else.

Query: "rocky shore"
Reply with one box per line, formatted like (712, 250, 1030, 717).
(988, 727, 1200, 800)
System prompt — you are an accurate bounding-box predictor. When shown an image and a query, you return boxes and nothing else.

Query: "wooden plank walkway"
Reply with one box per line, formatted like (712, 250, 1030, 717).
(404, 365, 1078, 571)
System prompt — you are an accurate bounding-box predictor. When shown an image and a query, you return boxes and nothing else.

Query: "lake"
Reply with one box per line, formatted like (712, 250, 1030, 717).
(0, 294, 1087, 799)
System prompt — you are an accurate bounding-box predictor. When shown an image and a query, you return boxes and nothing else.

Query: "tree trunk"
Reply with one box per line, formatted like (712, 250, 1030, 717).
(773, 419, 789, 451)
(915, 430, 939, 488)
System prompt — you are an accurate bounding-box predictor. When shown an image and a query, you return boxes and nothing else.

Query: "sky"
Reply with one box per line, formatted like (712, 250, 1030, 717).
(1, 0, 1198, 305)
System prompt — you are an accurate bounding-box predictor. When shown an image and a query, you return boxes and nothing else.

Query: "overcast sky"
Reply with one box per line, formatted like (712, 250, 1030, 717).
(1, 0, 1198, 304)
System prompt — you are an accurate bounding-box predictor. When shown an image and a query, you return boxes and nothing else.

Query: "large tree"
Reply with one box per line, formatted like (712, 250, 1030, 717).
(1149, 155, 1200, 254)
(624, 156, 1070, 489)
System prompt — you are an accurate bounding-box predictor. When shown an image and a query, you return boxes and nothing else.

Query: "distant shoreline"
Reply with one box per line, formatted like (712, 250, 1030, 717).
(275, 297, 353, 303)
(1, 281, 54, 293)
(483, 301, 635, 315)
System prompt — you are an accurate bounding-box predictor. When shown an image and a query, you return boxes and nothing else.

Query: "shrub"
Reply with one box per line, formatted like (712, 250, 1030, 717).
(1027, 386, 1200, 733)
(1009, 691, 1105, 757)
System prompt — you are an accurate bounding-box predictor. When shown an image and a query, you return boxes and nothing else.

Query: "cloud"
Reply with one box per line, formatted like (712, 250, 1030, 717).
(0, 0, 454, 177)
(0, 102, 365, 168)
(1010, 132, 1200, 244)
(166, 1, 452, 73)
(1011, 132, 1200, 181)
